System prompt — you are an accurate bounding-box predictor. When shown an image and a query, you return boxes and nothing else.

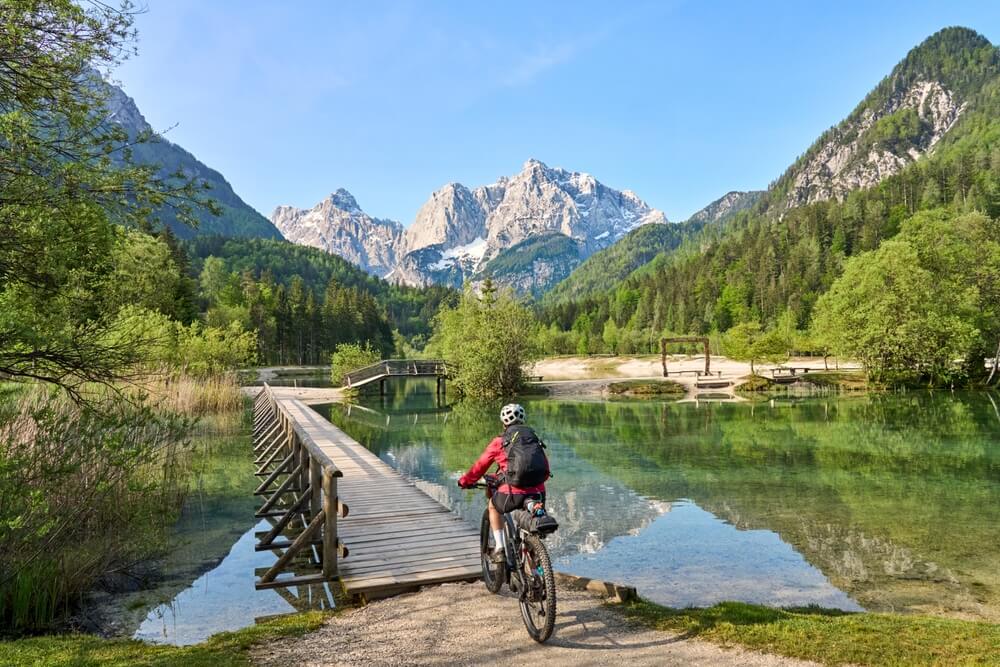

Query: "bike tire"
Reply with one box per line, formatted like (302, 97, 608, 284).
(480, 508, 504, 594)
(518, 534, 557, 643)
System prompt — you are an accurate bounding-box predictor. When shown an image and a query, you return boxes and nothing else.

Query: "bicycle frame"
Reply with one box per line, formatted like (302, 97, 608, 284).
(469, 472, 557, 642)
(478, 475, 532, 600)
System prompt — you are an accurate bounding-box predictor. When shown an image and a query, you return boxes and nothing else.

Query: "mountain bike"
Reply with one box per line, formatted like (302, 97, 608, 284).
(474, 474, 558, 642)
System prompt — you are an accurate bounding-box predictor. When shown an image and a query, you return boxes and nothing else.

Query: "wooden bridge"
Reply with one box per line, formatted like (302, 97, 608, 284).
(251, 384, 480, 602)
(344, 359, 449, 395)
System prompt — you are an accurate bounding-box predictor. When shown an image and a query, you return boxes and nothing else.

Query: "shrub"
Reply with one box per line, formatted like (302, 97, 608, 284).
(431, 281, 536, 398)
(330, 343, 381, 386)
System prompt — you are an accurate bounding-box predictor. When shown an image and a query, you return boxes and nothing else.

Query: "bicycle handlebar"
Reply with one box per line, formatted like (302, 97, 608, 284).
(467, 473, 501, 490)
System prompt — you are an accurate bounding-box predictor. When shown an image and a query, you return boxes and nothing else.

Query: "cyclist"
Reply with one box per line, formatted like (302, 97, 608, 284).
(457, 403, 549, 561)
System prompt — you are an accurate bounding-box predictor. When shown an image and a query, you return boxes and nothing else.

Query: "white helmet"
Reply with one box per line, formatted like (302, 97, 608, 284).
(500, 403, 525, 427)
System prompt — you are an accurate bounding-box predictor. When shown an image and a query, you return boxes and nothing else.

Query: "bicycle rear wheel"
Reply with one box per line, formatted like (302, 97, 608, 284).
(518, 534, 556, 642)
(480, 508, 504, 593)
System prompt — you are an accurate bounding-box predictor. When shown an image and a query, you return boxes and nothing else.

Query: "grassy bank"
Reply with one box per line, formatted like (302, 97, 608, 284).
(736, 371, 873, 395)
(800, 371, 871, 391)
(606, 379, 686, 397)
(736, 374, 774, 392)
(620, 599, 1000, 666)
(1, 610, 330, 666)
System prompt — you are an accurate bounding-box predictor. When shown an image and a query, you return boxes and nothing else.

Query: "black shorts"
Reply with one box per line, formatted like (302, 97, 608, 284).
(491, 491, 545, 514)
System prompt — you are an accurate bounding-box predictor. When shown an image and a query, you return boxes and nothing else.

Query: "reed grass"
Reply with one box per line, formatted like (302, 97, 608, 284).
(0, 372, 246, 634)
(132, 372, 246, 418)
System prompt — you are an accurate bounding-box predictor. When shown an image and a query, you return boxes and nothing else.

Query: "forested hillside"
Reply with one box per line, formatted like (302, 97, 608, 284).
(185, 237, 456, 363)
(537, 27, 1000, 383)
(541, 222, 701, 305)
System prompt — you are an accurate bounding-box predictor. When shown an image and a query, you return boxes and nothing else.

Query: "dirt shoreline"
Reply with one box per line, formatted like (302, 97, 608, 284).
(252, 582, 816, 667)
(529, 355, 860, 399)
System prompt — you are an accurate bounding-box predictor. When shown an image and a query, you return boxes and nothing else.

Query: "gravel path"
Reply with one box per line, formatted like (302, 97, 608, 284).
(252, 582, 816, 667)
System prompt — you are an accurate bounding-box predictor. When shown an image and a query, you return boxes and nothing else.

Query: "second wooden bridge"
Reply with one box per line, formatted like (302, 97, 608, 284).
(343, 359, 449, 395)
(251, 384, 480, 602)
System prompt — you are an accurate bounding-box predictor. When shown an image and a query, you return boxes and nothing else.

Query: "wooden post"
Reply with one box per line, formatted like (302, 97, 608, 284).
(660, 338, 667, 377)
(310, 456, 322, 520)
(322, 469, 339, 579)
(380, 378, 386, 396)
(298, 434, 309, 503)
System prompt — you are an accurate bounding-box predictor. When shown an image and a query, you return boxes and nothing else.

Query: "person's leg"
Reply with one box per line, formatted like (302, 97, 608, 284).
(488, 493, 513, 558)
(488, 500, 503, 531)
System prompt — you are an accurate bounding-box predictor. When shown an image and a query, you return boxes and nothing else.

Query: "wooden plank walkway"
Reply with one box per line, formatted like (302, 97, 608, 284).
(276, 398, 481, 600)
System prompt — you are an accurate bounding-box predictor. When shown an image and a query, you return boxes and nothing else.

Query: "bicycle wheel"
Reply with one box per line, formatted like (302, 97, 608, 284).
(480, 508, 504, 593)
(518, 534, 557, 642)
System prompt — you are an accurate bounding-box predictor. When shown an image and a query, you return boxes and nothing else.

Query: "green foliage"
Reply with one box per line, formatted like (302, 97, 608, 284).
(723, 322, 789, 373)
(0, 1, 215, 392)
(813, 210, 997, 384)
(621, 598, 1000, 666)
(800, 371, 869, 390)
(431, 281, 536, 398)
(110, 307, 258, 375)
(127, 143, 281, 240)
(330, 342, 381, 385)
(866, 107, 930, 153)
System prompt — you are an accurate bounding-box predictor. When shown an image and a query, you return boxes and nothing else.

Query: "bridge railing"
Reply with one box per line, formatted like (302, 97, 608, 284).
(251, 384, 349, 589)
(344, 359, 448, 388)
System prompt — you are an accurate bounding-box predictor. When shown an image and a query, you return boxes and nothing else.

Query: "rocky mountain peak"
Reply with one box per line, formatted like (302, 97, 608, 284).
(391, 160, 669, 290)
(101, 82, 152, 134)
(328, 188, 361, 213)
(768, 26, 998, 213)
(687, 190, 764, 225)
(270, 193, 403, 277)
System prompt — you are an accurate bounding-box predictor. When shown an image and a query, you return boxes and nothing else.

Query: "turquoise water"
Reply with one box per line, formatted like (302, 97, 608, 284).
(317, 381, 1000, 619)
(119, 381, 1000, 645)
(132, 520, 337, 645)
(99, 423, 335, 646)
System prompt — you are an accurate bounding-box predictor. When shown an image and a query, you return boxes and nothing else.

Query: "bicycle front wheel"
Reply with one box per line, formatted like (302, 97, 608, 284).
(518, 534, 556, 642)
(480, 508, 505, 593)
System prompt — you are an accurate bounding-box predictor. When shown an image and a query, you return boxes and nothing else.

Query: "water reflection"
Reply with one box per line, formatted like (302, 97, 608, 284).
(319, 381, 1000, 620)
(134, 521, 336, 645)
(565, 501, 862, 610)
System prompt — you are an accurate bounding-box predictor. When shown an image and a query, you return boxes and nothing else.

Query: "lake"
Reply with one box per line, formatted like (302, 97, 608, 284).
(118, 380, 1000, 644)
(316, 381, 1000, 620)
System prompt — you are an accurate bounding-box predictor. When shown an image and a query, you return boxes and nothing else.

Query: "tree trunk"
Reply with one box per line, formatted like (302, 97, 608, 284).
(987, 337, 1000, 386)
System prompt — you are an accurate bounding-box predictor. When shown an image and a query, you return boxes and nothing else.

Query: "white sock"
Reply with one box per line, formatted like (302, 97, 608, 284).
(492, 529, 505, 551)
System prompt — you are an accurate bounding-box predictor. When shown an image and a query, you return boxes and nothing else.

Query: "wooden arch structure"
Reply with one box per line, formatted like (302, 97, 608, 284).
(661, 336, 710, 377)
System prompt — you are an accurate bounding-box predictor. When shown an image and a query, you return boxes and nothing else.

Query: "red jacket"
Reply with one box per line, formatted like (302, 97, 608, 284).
(459, 435, 547, 495)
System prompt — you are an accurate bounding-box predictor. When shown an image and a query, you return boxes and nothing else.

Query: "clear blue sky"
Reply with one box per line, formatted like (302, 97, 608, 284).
(115, 1, 999, 224)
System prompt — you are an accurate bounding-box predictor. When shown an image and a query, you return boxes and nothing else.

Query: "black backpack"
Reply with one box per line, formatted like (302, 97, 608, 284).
(502, 424, 549, 488)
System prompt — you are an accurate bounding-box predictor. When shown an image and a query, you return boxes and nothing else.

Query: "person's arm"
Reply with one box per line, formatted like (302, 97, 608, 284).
(458, 437, 501, 487)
